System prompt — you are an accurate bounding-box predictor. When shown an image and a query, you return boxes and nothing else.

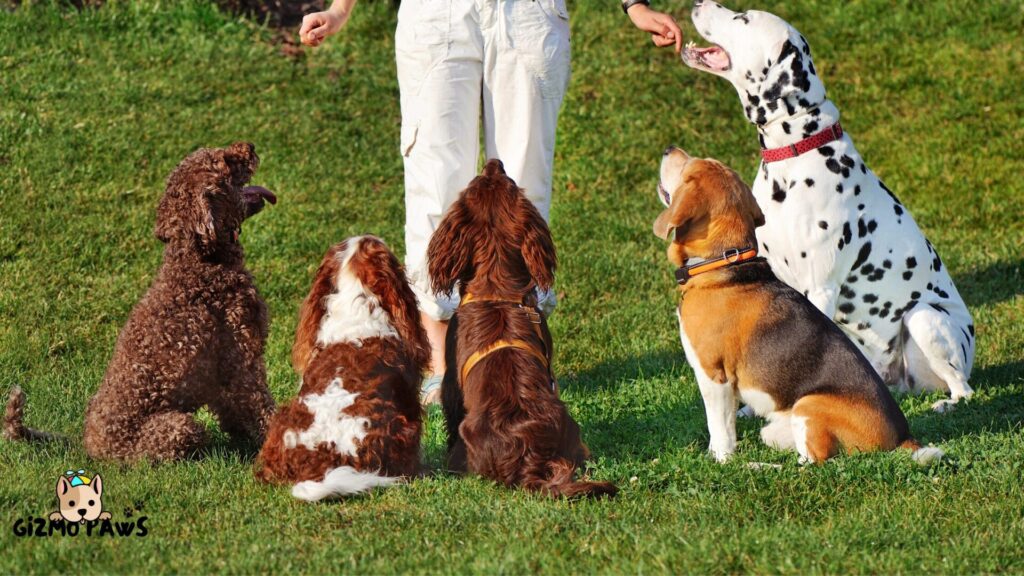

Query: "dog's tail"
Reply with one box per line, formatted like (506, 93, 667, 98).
(900, 438, 945, 466)
(533, 459, 618, 500)
(290, 466, 402, 501)
(4, 387, 61, 443)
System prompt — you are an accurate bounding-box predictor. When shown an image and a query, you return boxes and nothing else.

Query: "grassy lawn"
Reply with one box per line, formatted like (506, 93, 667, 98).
(2, 0, 1023, 573)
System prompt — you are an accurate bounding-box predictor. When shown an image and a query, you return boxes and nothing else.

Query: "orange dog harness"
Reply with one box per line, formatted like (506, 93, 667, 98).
(458, 293, 552, 388)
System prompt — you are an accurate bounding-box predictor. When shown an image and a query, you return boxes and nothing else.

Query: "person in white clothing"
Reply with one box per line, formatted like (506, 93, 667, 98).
(300, 0, 683, 404)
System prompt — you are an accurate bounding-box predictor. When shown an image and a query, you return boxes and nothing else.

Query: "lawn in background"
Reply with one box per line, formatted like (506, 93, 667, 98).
(1, 1, 1022, 573)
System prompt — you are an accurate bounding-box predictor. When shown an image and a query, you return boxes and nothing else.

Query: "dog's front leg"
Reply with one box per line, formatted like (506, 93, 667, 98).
(679, 312, 736, 461)
(698, 376, 737, 462)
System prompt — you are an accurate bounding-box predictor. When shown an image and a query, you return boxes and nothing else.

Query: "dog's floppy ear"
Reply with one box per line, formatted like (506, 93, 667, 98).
(653, 172, 707, 242)
(518, 196, 557, 291)
(155, 186, 217, 250)
(428, 199, 475, 297)
(362, 239, 431, 371)
(92, 474, 103, 497)
(292, 248, 340, 372)
(56, 476, 70, 497)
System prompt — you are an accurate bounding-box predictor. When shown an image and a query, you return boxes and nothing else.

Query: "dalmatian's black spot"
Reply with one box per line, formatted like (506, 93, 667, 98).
(762, 242, 770, 253)
(789, 180, 797, 190)
(911, 291, 921, 299)
(902, 271, 913, 281)
(851, 242, 872, 270)
(854, 185, 861, 196)
(837, 238, 845, 250)
(804, 120, 819, 136)
(836, 183, 844, 194)
(968, 324, 975, 337)
(758, 133, 766, 148)
(801, 251, 806, 258)
(783, 99, 796, 116)
(818, 220, 828, 230)
(857, 203, 865, 211)
(961, 343, 968, 364)
(809, 107, 820, 117)
(762, 67, 769, 76)
(745, 70, 755, 82)
(825, 158, 842, 174)
(839, 302, 855, 314)
(747, 93, 760, 105)
(880, 180, 902, 205)
(863, 293, 878, 303)
(797, 97, 813, 109)
(772, 180, 787, 202)
(927, 282, 934, 290)
(868, 307, 879, 316)
(734, 13, 751, 24)
(932, 254, 943, 272)
(906, 257, 917, 269)
(867, 267, 886, 282)
(761, 164, 769, 180)
(857, 218, 867, 238)
(860, 263, 875, 275)
(929, 303, 950, 315)
(842, 222, 853, 245)
(784, 258, 789, 266)
(860, 163, 867, 174)
(858, 338, 865, 345)
(808, 61, 816, 75)
(818, 146, 835, 157)
(894, 204, 904, 217)
(856, 322, 871, 330)
(840, 155, 855, 168)
(933, 286, 950, 298)
(756, 107, 767, 125)
(878, 307, 890, 319)
(805, 178, 815, 187)
(846, 275, 858, 283)
(840, 285, 856, 298)
(867, 220, 877, 234)
(882, 259, 892, 269)
(781, 121, 791, 134)
(841, 167, 851, 178)
(762, 72, 790, 102)
(767, 100, 779, 113)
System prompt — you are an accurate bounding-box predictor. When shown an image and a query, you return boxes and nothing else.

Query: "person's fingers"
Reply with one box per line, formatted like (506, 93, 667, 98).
(652, 35, 674, 48)
(665, 18, 683, 52)
(299, 14, 321, 38)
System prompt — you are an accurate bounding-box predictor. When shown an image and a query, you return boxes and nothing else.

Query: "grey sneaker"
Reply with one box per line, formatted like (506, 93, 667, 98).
(421, 374, 443, 406)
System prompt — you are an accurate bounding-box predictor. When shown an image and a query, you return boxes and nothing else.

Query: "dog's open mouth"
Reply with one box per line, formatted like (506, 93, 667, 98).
(682, 41, 731, 72)
(242, 185, 277, 206)
(657, 182, 671, 207)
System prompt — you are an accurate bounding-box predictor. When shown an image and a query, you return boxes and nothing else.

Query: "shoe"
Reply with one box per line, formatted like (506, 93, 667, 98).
(421, 374, 443, 406)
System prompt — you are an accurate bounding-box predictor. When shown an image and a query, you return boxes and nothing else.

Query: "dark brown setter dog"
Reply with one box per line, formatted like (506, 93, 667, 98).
(255, 236, 430, 500)
(428, 159, 616, 499)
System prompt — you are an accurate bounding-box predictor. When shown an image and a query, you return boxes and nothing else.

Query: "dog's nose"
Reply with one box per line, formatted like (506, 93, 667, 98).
(77, 508, 86, 516)
(664, 146, 676, 156)
(693, 0, 704, 7)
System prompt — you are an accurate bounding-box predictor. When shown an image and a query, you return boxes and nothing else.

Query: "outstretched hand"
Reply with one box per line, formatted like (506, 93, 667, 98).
(299, 9, 349, 47)
(627, 5, 683, 52)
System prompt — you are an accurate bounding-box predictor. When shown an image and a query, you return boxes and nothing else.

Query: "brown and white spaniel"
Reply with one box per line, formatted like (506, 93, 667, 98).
(428, 159, 617, 499)
(255, 236, 430, 500)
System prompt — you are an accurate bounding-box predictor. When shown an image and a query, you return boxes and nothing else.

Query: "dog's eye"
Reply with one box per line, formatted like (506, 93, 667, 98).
(89, 500, 95, 506)
(69, 500, 75, 506)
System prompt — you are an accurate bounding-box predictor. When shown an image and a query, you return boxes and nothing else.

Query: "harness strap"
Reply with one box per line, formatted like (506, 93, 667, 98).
(460, 339, 551, 384)
(457, 292, 554, 390)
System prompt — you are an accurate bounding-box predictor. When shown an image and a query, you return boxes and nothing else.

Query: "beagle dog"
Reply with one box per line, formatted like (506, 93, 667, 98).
(654, 147, 942, 465)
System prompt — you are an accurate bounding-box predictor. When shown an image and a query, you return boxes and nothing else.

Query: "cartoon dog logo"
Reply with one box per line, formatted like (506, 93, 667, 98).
(50, 469, 111, 523)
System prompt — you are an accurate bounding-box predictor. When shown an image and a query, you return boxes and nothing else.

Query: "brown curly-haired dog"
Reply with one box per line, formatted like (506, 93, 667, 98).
(81, 142, 277, 462)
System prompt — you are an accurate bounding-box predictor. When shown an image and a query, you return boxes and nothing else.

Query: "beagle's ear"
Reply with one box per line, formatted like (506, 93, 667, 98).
(518, 196, 556, 291)
(291, 248, 340, 372)
(428, 199, 474, 297)
(653, 178, 705, 241)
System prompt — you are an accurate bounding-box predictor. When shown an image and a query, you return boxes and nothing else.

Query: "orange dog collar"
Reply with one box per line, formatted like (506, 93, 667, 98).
(675, 246, 759, 285)
(458, 292, 553, 390)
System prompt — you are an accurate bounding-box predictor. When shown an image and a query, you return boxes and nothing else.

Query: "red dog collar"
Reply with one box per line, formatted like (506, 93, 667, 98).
(761, 122, 843, 163)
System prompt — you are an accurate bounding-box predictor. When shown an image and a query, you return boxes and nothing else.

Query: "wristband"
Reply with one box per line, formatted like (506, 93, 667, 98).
(622, 0, 650, 14)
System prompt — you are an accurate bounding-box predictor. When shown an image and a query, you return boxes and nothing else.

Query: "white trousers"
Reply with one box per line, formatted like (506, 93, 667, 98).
(396, 0, 571, 320)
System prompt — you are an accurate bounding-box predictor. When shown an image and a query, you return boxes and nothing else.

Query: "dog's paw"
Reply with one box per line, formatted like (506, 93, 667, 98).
(931, 398, 966, 413)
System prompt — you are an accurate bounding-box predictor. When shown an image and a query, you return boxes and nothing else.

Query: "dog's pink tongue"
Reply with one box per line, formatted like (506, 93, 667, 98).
(243, 185, 277, 205)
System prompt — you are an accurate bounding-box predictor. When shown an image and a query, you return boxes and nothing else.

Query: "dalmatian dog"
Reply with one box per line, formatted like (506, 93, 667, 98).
(680, 1, 974, 412)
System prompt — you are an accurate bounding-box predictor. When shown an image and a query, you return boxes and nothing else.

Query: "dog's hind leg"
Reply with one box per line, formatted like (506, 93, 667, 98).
(211, 372, 275, 445)
(133, 411, 207, 461)
(902, 306, 974, 413)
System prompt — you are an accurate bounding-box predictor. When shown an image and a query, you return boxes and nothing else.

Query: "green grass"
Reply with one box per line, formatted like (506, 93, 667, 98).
(2, 0, 1023, 573)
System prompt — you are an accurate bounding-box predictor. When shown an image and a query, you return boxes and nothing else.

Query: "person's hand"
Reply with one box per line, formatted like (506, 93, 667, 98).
(299, 9, 349, 47)
(627, 5, 683, 52)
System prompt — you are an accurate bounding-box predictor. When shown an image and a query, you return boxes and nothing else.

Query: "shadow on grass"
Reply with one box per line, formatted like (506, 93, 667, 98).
(908, 360, 1024, 443)
(558, 349, 685, 394)
(955, 259, 1023, 308)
